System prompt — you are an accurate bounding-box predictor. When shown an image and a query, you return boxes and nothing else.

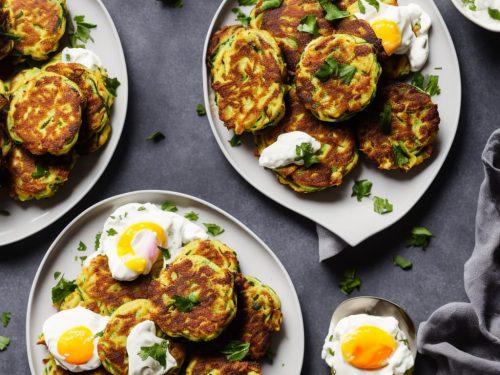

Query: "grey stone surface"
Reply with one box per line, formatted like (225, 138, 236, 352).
(0, 0, 499, 373)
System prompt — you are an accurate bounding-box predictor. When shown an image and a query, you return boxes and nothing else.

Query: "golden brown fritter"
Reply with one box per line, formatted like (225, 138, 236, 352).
(148, 255, 236, 342)
(337, 0, 398, 12)
(0, 122, 11, 170)
(42, 355, 109, 375)
(255, 86, 358, 193)
(185, 354, 262, 375)
(250, 0, 334, 73)
(356, 82, 440, 171)
(207, 25, 286, 134)
(7, 71, 84, 155)
(179, 240, 240, 274)
(0, 9, 14, 60)
(336, 18, 388, 61)
(296, 34, 380, 122)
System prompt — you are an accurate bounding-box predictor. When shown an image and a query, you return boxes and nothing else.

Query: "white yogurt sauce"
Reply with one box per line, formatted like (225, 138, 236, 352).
(61, 47, 103, 71)
(258, 131, 321, 169)
(464, 0, 500, 25)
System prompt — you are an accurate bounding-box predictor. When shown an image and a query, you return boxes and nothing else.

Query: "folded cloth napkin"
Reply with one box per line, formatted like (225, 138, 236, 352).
(317, 224, 350, 261)
(418, 128, 500, 374)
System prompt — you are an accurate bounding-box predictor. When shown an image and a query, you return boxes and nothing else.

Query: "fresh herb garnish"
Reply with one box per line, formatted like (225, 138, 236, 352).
(358, 0, 366, 13)
(147, 131, 166, 142)
(221, 341, 250, 361)
(379, 103, 392, 135)
(172, 293, 200, 312)
(365, 0, 380, 11)
(1, 312, 11, 328)
(196, 103, 206, 116)
(232, 7, 251, 26)
(159, 246, 171, 260)
(393, 144, 409, 167)
(161, 201, 178, 212)
(31, 164, 48, 179)
(393, 255, 413, 270)
(0, 31, 22, 41)
(51, 275, 77, 305)
(0, 210, 9, 216)
(239, 0, 258, 4)
(0, 336, 10, 351)
(79, 256, 87, 266)
(106, 228, 118, 236)
(295, 142, 321, 168)
(373, 196, 393, 214)
(315, 55, 356, 84)
(339, 269, 361, 295)
(69, 15, 97, 48)
(297, 15, 319, 36)
(53, 271, 61, 280)
(77, 241, 87, 252)
(488, 8, 500, 20)
(105, 77, 120, 96)
(351, 180, 372, 202)
(95, 231, 102, 251)
(318, 0, 350, 20)
(411, 73, 441, 96)
(261, 0, 283, 11)
(138, 340, 169, 367)
(184, 211, 199, 221)
(138, 206, 146, 211)
(229, 135, 243, 147)
(408, 226, 432, 249)
(94, 331, 104, 338)
(204, 223, 225, 236)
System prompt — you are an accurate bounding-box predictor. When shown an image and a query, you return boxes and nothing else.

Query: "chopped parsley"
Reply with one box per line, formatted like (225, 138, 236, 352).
(53, 271, 61, 280)
(315, 55, 356, 84)
(204, 223, 225, 236)
(318, 0, 350, 20)
(0, 336, 10, 351)
(105, 77, 120, 96)
(393, 255, 413, 270)
(339, 269, 361, 295)
(358, 0, 366, 13)
(0, 210, 9, 216)
(408, 226, 432, 249)
(196, 103, 206, 116)
(106, 228, 118, 236)
(379, 103, 392, 135)
(366, 0, 380, 11)
(79, 256, 87, 266)
(488, 8, 500, 20)
(297, 15, 319, 36)
(232, 7, 251, 26)
(410, 73, 441, 96)
(238, 0, 258, 4)
(184, 211, 199, 221)
(393, 144, 409, 167)
(95, 231, 102, 251)
(295, 142, 321, 168)
(1, 312, 11, 328)
(146, 131, 166, 142)
(373, 196, 393, 214)
(221, 341, 250, 361)
(69, 15, 97, 48)
(261, 0, 283, 11)
(138, 340, 169, 367)
(172, 293, 200, 312)
(159, 246, 171, 260)
(51, 275, 77, 305)
(94, 331, 104, 338)
(31, 164, 48, 179)
(138, 206, 146, 211)
(77, 241, 87, 252)
(161, 201, 178, 212)
(229, 135, 243, 147)
(351, 180, 372, 202)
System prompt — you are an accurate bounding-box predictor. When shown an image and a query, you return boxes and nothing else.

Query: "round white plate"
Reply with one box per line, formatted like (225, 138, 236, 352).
(450, 0, 500, 32)
(26, 190, 305, 375)
(203, 0, 461, 247)
(0, 0, 128, 246)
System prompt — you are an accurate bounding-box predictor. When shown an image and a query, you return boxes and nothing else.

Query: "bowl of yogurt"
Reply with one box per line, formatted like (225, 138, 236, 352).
(451, 0, 500, 32)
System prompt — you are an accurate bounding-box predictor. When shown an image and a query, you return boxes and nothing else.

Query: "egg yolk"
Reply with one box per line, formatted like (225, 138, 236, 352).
(371, 20, 402, 55)
(57, 326, 95, 365)
(341, 325, 397, 370)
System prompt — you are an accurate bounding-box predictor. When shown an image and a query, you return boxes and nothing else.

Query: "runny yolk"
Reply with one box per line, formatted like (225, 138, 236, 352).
(57, 326, 94, 365)
(371, 20, 402, 55)
(341, 325, 397, 370)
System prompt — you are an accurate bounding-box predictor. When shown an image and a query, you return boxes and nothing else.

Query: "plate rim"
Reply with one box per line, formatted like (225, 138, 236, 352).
(449, 0, 500, 32)
(26, 189, 305, 375)
(0, 0, 129, 247)
(202, 0, 462, 247)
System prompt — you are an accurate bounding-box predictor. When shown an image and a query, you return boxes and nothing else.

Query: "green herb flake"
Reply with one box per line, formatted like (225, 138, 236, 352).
(393, 144, 409, 167)
(138, 340, 169, 367)
(204, 223, 225, 236)
(184, 211, 199, 221)
(351, 179, 372, 202)
(79, 256, 87, 266)
(488, 8, 500, 20)
(408, 226, 432, 249)
(318, 0, 350, 20)
(315, 55, 356, 84)
(161, 201, 178, 212)
(295, 142, 321, 168)
(51, 275, 77, 305)
(146, 131, 166, 142)
(229, 135, 243, 147)
(53, 271, 61, 280)
(138, 206, 146, 211)
(106, 228, 118, 236)
(77, 241, 87, 252)
(1, 312, 11, 328)
(69, 15, 97, 48)
(159, 246, 171, 260)
(196, 103, 206, 116)
(232, 7, 251, 26)
(239, 0, 258, 4)
(221, 341, 250, 361)
(366, 0, 380, 11)
(411, 73, 441, 96)
(373, 196, 393, 215)
(297, 15, 319, 36)
(0, 31, 22, 41)
(94, 331, 104, 338)
(0, 210, 9, 216)
(339, 269, 361, 295)
(95, 231, 102, 251)
(105, 77, 120, 96)
(172, 293, 200, 312)
(261, 0, 283, 11)
(31, 164, 49, 179)
(393, 255, 413, 270)
(0, 336, 10, 351)
(358, 0, 366, 13)
(379, 103, 392, 135)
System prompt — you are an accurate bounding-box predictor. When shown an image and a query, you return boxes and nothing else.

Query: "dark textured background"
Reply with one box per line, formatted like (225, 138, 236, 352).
(1, 0, 499, 373)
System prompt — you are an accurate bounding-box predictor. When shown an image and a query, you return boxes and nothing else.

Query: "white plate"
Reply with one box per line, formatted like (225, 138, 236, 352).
(0, 0, 128, 246)
(450, 0, 500, 32)
(26, 190, 305, 375)
(203, 0, 461, 246)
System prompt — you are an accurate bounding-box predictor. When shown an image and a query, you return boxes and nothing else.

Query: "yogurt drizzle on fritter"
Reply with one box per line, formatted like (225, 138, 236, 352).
(61, 47, 103, 71)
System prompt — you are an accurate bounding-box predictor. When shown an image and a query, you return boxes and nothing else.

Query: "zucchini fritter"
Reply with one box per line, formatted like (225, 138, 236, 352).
(179, 239, 240, 274)
(185, 354, 262, 375)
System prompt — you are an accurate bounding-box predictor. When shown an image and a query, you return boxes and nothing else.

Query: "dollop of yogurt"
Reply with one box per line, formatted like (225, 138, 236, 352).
(61, 47, 103, 71)
(126, 320, 177, 375)
(464, 0, 500, 26)
(258, 131, 321, 169)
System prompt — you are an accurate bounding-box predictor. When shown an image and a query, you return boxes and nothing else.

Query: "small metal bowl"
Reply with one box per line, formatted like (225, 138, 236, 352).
(328, 296, 417, 359)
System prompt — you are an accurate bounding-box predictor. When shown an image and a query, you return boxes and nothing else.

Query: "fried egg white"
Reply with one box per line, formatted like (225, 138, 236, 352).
(355, 1, 432, 71)
(322, 314, 414, 375)
(42, 306, 110, 372)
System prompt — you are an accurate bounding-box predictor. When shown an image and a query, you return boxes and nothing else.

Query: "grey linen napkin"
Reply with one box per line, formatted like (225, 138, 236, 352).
(317, 224, 350, 261)
(418, 128, 500, 374)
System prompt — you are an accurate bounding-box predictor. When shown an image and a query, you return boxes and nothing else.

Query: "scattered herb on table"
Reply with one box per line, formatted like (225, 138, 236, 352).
(0, 336, 9, 351)
(393, 255, 413, 270)
(196, 104, 206, 116)
(408, 226, 432, 249)
(1, 312, 11, 328)
(147, 131, 166, 142)
(339, 269, 361, 294)
(158, 0, 183, 8)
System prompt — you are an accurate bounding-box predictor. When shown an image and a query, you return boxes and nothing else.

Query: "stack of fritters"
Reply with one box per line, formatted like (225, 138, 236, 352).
(207, 0, 441, 193)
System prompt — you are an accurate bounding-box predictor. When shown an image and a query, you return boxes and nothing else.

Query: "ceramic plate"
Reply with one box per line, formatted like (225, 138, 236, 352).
(0, 0, 128, 246)
(203, 0, 461, 246)
(26, 190, 304, 375)
(449, 0, 500, 32)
